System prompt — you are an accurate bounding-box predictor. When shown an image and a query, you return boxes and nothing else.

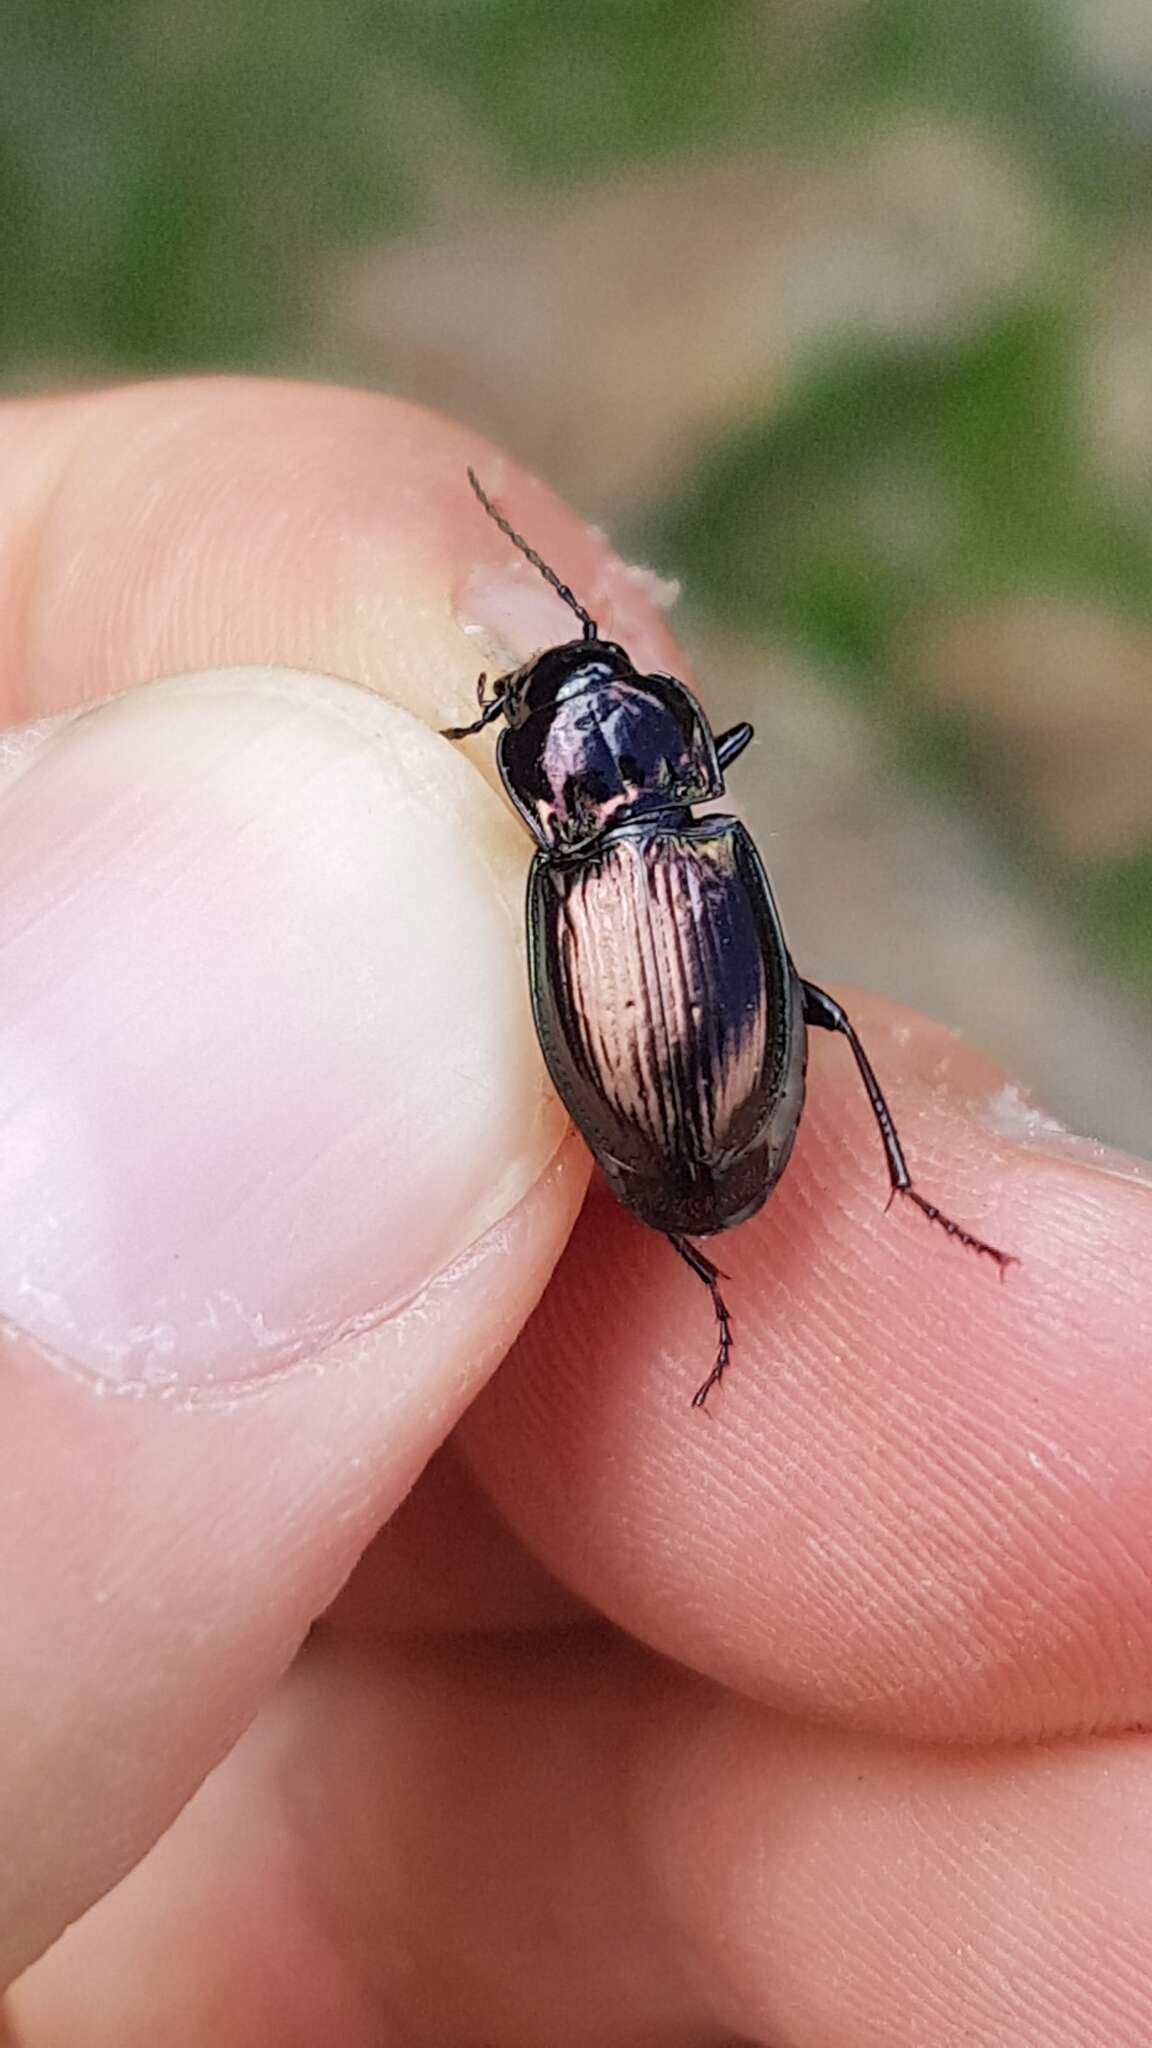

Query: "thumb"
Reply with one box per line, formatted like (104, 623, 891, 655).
(0, 665, 583, 1982)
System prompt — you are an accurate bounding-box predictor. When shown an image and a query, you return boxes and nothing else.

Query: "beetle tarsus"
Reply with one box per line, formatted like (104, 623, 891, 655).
(898, 1186, 1015, 1272)
(801, 978, 1015, 1274)
(440, 687, 508, 742)
(668, 1234, 733, 1409)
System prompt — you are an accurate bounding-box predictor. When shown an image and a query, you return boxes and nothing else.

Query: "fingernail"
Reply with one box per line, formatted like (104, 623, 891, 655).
(0, 669, 566, 1389)
(458, 569, 581, 668)
(456, 537, 683, 678)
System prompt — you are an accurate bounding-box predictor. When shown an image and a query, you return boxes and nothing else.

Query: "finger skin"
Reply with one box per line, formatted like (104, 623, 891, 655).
(0, 378, 680, 1982)
(323, 1442, 589, 1637)
(0, 1149, 589, 1988)
(0, 377, 684, 725)
(462, 1001, 1152, 1744)
(14, 1628, 1152, 2048)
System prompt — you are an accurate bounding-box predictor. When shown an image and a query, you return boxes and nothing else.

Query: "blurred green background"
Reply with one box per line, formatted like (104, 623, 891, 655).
(4, 0, 1151, 1136)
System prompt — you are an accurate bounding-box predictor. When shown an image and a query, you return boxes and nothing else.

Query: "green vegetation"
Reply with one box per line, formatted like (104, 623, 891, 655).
(4, 0, 1152, 979)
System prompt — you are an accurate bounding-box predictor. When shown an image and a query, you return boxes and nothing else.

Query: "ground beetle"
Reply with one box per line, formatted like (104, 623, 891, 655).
(444, 471, 1012, 1406)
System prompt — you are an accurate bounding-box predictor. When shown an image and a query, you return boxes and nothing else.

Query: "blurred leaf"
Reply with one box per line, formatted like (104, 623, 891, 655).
(0, 0, 419, 369)
(1, 0, 1152, 988)
(653, 303, 1152, 987)
(840, 0, 1152, 217)
(655, 306, 1152, 675)
(1076, 851, 1152, 981)
(384, 0, 798, 176)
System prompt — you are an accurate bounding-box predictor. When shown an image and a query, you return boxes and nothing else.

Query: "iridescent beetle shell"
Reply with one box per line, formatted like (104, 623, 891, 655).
(491, 636, 807, 1239)
(495, 639, 722, 852)
(443, 472, 1013, 1406)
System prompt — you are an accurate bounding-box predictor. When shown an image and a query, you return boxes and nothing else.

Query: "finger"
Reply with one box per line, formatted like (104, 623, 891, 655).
(461, 997, 1152, 1743)
(14, 1629, 1152, 2048)
(0, 377, 684, 727)
(0, 382, 683, 1982)
(0, 666, 583, 1985)
(322, 1442, 589, 1636)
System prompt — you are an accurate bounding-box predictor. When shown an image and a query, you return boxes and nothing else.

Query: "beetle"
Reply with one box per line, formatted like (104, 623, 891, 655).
(444, 470, 1012, 1406)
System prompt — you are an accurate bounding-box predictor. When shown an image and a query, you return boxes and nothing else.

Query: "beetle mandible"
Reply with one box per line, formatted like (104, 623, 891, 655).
(444, 470, 1012, 1407)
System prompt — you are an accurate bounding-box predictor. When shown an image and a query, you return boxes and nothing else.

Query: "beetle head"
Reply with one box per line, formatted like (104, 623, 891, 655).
(499, 638, 634, 727)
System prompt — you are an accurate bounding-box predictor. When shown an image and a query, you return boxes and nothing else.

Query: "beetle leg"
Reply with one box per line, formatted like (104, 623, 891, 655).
(668, 1234, 733, 1408)
(476, 669, 510, 711)
(801, 980, 1014, 1271)
(716, 720, 754, 770)
(440, 685, 508, 742)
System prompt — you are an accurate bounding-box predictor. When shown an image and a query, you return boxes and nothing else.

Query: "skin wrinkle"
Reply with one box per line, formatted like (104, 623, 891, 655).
(640, 1711, 1152, 2047)
(845, 1891, 963, 2046)
(834, 1429, 1071, 1633)
(615, 1675, 736, 2044)
(780, 1427, 1128, 1728)
(936, 1766, 1152, 2042)
(81, 409, 269, 689)
(4, 402, 94, 723)
(663, 1300, 1027, 1612)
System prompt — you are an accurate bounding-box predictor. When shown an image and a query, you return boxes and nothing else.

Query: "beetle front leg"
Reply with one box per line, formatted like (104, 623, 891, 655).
(440, 677, 508, 742)
(716, 720, 754, 770)
(801, 980, 1014, 1270)
(668, 1234, 733, 1408)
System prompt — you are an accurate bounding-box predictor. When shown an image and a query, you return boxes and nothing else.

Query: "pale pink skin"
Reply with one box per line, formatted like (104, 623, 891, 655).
(1, 381, 1152, 2045)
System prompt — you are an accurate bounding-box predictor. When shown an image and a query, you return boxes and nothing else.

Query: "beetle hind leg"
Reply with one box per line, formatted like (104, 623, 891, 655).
(668, 1234, 733, 1409)
(801, 979, 1015, 1272)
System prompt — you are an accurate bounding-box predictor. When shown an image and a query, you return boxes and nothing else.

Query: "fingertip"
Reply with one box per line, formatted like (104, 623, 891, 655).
(0, 378, 689, 732)
(462, 992, 1152, 1742)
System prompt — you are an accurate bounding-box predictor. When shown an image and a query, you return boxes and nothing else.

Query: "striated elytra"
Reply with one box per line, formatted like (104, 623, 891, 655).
(443, 471, 1012, 1406)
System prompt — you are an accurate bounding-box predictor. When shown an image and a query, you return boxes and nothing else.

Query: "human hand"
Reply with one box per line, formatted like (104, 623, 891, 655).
(3, 381, 1152, 2046)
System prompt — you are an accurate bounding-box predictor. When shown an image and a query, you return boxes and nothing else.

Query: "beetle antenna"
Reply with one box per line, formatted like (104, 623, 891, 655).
(468, 468, 598, 642)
